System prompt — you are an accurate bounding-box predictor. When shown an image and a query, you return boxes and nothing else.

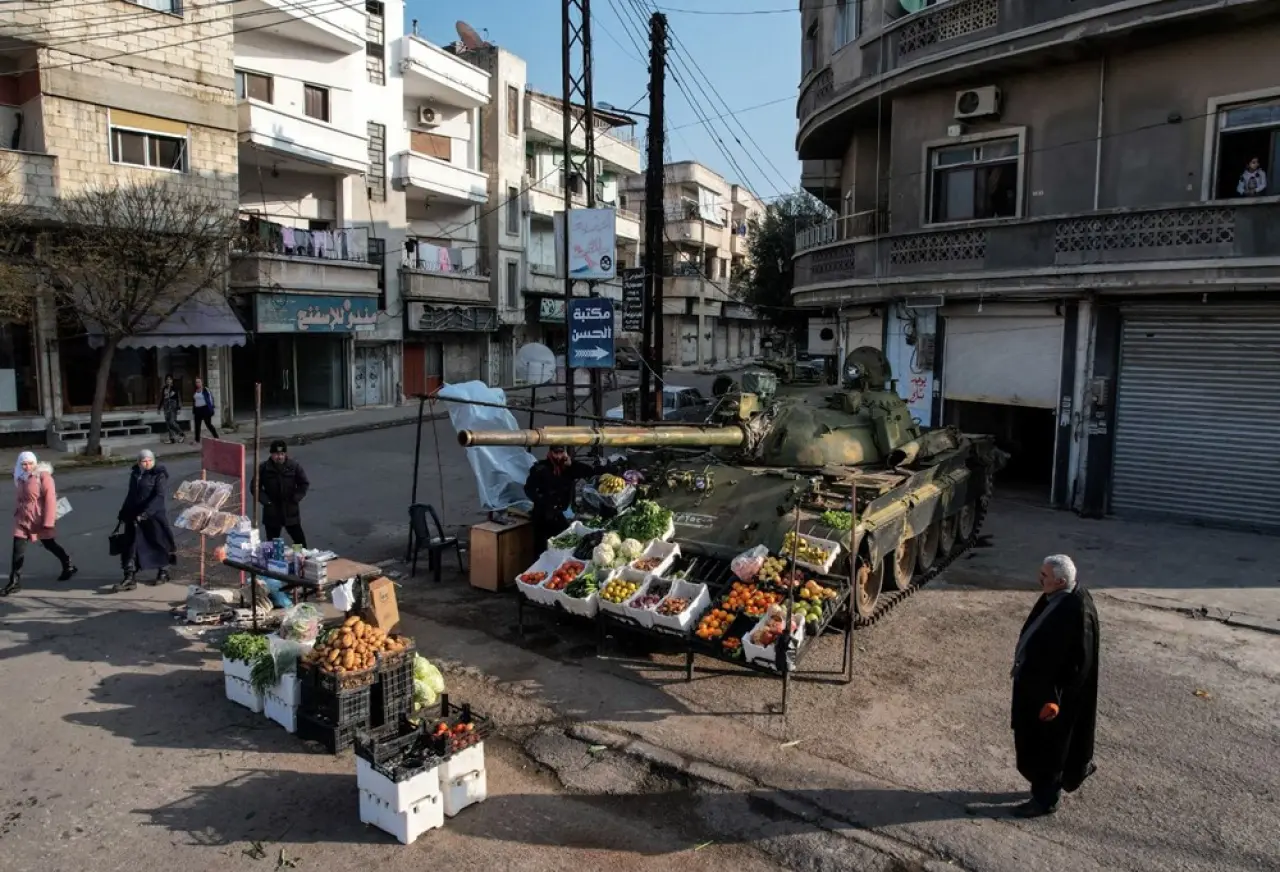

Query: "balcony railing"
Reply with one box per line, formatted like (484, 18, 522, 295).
(798, 67, 834, 122)
(795, 208, 890, 254)
(792, 199, 1280, 292)
(236, 214, 369, 262)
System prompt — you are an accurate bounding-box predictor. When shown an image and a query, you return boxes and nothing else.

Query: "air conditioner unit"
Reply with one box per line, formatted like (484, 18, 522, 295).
(417, 105, 440, 127)
(954, 86, 1001, 121)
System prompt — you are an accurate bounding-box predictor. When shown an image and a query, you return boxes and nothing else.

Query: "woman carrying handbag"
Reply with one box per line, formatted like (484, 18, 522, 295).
(7, 451, 77, 596)
(111, 449, 176, 593)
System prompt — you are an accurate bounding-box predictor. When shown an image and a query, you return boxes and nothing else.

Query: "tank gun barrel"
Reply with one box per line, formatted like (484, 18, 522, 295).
(458, 425, 747, 449)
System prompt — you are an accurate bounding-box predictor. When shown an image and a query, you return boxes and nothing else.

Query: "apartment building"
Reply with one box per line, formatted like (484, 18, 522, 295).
(621, 161, 764, 368)
(792, 0, 1280, 531)
(451, 41, 644, 385)
(0, 0, 240, 447)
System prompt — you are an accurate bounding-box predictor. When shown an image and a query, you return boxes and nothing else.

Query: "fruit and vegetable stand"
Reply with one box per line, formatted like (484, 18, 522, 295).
(513, 481, 857, 714)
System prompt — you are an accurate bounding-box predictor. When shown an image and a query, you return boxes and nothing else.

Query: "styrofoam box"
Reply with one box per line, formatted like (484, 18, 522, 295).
(440, 742, 487, 817)
(515, 551, 566, 606)
(741, 611, 806, 672)
(356, 755, 441, 814)
(224, 674, 264, 713)
(222, 656, 255, 682)
(263, 673, 302, 733)
(621, 577, 675, 629)
(598, 575, 647, 618)
(556, 565, 612, 618)
(358, 787, 443, 845)
(785, 531, 843, 576)
(649, 579, 711, 634)
(545, 520, 601, 554)
(619, 539, 681, 584)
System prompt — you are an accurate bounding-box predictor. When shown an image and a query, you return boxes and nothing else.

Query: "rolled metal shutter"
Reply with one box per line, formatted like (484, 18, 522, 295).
(1111, 303, 1280, 530)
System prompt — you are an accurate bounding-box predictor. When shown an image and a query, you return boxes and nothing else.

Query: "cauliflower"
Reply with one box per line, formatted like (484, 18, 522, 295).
(592, 543, 617, 568)
(619, 538, 644, 562)
(601, 531, 622, 550)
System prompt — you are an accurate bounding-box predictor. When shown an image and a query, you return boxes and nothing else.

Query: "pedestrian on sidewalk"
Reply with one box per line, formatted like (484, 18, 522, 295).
(191, 377, 218, 442)
(5, 451, 77, 596)
(1009, 554, 1100, 818)
(111, 449, 176, 593)
(251, 440, 310, 547)
(158, 375, 185, 444)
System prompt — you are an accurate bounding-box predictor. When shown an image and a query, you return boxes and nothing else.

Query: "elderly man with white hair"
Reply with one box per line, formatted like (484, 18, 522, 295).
(1009, 553, 1101, 818)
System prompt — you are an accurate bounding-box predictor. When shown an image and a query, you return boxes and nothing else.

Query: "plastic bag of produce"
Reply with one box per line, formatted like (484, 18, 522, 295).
(265, 632, 311, 681)
(277, 602, 322, 642)
(581, 481, 637, 514)
(730, 544, 770, 582)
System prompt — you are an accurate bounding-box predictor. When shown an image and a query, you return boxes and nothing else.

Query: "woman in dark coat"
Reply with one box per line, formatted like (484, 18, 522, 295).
(113, 449, 176, 592)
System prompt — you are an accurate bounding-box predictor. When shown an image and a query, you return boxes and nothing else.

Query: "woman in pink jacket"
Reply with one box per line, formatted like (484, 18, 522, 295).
(6, 451, 77, 596)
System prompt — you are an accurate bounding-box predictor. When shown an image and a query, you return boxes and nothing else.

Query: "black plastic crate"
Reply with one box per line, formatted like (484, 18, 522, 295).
(375, 635, 417, 674)
(370, 663, 414, 728)
(301, 681, 372, 728)
(299, 659, 376, 693)
(297, 710, 368, 754)
(420, 696, 493, 758)
(354, 719, 441, 784)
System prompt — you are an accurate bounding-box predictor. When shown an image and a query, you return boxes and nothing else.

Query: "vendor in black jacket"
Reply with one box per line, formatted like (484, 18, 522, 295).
(525, 445, 593, 544)
(251, 439, 311, 547)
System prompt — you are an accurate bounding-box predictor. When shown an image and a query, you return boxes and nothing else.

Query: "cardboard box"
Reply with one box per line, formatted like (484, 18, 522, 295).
(366, 577, 400, 632)
(469, 519, 535, 592)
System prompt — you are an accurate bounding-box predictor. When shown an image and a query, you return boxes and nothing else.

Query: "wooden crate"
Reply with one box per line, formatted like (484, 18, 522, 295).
(469, 520, 536, 592)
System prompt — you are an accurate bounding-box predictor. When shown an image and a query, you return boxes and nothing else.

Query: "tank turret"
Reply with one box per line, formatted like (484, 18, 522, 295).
(459, 347, 1008, 621)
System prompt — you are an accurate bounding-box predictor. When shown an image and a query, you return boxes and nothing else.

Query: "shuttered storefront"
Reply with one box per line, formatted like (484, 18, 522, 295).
(943, 308, 1064, 408)
(1111, 303, 1280, 530)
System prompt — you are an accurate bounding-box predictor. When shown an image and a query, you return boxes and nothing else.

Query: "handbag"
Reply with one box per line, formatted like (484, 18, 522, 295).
(108, 522, 128, 557)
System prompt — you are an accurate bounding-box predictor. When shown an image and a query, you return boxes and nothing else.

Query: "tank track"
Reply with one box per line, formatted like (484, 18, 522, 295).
(852, 460, 996, 629)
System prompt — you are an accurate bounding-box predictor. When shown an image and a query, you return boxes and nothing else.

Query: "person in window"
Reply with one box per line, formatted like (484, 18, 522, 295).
(524, 445, 593, 545)
(158, 375, 184, 444)
(1237, 157, 1267, 196)
(191, 377, 218, 442)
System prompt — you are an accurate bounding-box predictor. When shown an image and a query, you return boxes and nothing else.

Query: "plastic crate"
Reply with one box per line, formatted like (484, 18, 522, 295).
(302, 681, 372, 728)
(356, 756, 440, 813)
(299, 659, 377, 693)
(440, 743, 487, 818)
(375, 636, 416, 674)
(224, 674, 264, 713)
(358, 787, 443, 845)
(297, 710, 363, 754)
(649, 579, 711, 635)
(371, 663, 414, 727)
(264, 673, 302, 733)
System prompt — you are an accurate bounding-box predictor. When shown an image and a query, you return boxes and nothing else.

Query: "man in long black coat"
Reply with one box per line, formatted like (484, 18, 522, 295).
(251, 440, 311, 547)
(524, 445, 593, 545)
(1010, 553, 1100, 818)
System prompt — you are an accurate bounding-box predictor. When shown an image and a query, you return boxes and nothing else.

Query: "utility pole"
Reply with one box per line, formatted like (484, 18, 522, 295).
(560, 0, 597, 425)
(640, 11, 667, 422)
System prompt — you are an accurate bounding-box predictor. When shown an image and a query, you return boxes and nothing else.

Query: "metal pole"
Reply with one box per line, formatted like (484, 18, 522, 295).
(406, 393, 426, 561)
(251, 382, 262, 633)
(643, 12, 667, 421)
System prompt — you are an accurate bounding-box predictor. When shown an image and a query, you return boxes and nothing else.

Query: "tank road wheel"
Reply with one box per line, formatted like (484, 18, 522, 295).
(956, 502, 977, 546)
(939, 515, 958, 556)
(889, 537, 918, 591)
(916, 521, 942, 574)
(854, 557, 885, 617)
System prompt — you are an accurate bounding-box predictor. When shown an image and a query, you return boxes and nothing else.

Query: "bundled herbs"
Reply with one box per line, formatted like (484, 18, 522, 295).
(819, 510, 853, 531)
(608, 500, 672, 543)
(222, 632, 269, 665)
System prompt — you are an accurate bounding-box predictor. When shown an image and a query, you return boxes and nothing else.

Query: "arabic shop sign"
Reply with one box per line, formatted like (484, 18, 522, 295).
(538, 298, 566, 323)
(567, 298, 615, 369)
(255, 294, 379, 333)
(554, 208, 617, 280)
(621, 267, 644, 332)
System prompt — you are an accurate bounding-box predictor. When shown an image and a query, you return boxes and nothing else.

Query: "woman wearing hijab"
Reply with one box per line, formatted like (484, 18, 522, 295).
(113, 448, 177, 592)
(7, 451, 77, 596)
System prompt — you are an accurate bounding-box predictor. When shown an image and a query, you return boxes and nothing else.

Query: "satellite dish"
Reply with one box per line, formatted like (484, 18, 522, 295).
(456, 20, 485, 50)
(515, 342, 556, 386)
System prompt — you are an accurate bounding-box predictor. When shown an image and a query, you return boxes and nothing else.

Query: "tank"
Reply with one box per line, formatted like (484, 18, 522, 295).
(458, 347, 1009, 623)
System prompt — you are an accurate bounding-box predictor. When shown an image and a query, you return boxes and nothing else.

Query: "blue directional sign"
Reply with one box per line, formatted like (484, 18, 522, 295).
(567, 298, 615, 369)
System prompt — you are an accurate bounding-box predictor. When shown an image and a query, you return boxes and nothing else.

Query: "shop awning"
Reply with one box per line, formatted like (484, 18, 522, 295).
(88, 298, 249, 349)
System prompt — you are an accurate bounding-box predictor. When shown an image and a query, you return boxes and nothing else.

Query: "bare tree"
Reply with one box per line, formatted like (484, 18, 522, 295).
(0, 153, 37, 324)
(33, 179, 240, 455)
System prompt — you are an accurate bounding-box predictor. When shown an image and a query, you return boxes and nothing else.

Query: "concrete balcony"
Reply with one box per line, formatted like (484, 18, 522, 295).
(231, 233, 380, 297)
(393, 151, 487, 205)
(615, 208, 641, 241)
(398, 266, 491, 305)
(526, 263, 560, 295)
(0, 149, 58, 214)
(237, 100, 367, 174)
(526, 183, 639, 240)
(233, 0, 364, 52)
(524, 96, 641, 174)
(399, 36, 490, 108)
(791, 198, 1280, 307)
(731, 233, 748, 257)
(798, 0, 1276, 158)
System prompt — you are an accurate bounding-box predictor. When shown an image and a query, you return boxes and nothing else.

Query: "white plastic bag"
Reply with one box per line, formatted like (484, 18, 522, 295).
(331, 579, 356, 612)
(438, 381, 537, 512)
(731, 544, 770, 583)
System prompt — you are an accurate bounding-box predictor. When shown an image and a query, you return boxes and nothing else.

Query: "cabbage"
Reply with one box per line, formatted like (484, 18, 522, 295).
(619, 539, 644, 561)
(411, 655, 445, 712)
(601, 531, 622, 550)
(592, 543, 616, 568)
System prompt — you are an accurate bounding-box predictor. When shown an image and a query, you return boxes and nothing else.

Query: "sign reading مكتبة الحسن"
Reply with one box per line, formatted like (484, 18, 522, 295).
(255, 294, 379, 333)
(567, 298, 615, 369)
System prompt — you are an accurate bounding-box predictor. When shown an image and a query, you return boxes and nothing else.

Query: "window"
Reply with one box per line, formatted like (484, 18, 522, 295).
(833, 0, 858, 51)
(505, 260, 519, 308)
(303, 84, 330, 122)
(367, 121, 386, 202)
(506, 186, 519, 235)
(802, 22, 819, 76)
(525, 153, 536, 178)
(110, 127, 187, 172)
(0, 320, 38, 413)
(129, 0, 181, 14)
(1214, 97, 1279, 199)
(506, 85, 519, 137)
(927, 136, 1020, 223)
(235, 70, 272, 103)
(410, 130, 451, 161)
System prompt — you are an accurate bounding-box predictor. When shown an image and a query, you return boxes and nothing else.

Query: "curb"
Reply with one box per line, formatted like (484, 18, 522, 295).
(563, 723, 961, 872)
(1094, 591, 1280, 637)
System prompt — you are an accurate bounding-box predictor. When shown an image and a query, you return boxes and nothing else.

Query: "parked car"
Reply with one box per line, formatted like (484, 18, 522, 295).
(614, 345, 642, 370)
(605, 386, 712, 422)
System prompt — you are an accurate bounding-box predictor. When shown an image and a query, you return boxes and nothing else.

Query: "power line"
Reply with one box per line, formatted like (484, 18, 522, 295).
(670, 95, 793, 130)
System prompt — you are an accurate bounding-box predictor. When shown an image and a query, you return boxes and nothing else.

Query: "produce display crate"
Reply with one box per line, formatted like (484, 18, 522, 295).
(649, 579, 711, 634)
(301, 675, 373, 728)
(618, 539, 680, 583)
(741, 612, 806, 672)
(297, 710, 393, 755)
(546, 520, 601, 554)
(782, 531, 843, 576)
(556, 565, 612, 618)
(299, 659, 377, 693)
(371, 663, 415, 727)
(689, 611, 757, 659)
(515, 552, 566, 606)
(620, 576, 674, 629)
(355, 718, 440, 785)
(597, 575, 646, 619)
(375, 636, 417, 674)
(358, 787, 444, 845)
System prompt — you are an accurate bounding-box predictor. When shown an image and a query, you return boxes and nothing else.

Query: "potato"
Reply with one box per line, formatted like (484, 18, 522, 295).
(343, 615, 360, 628)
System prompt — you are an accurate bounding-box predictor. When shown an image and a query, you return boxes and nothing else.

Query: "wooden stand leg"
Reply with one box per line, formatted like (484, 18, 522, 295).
(685, 649, 694, 682)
